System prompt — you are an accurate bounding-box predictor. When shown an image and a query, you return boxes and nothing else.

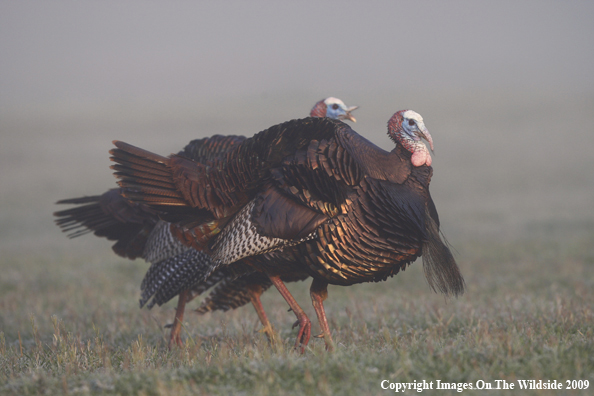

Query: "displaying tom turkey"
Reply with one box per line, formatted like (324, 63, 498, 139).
(54, 98, 357, 347)
(110, 111, 465, 352)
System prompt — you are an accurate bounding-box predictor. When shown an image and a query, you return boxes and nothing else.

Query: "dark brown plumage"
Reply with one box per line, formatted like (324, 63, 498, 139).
(54, 99, 358, 347)
(54, 189, 158, 259)
(111, 111, 464, 352)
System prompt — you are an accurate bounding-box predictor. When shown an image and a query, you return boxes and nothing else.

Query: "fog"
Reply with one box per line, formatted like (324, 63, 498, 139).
(1, 1, 593, 252)
(2, 1, 593, 110)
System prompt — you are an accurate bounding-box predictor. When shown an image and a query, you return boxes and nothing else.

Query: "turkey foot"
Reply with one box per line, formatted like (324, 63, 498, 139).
(291, 314, 312, 352)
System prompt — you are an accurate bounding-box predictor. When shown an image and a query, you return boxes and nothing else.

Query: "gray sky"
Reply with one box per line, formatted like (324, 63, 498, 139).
(1, 1, 593, 115)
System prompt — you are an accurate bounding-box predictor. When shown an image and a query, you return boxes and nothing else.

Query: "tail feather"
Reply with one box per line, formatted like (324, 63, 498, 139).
(121, 191, 188, 206)
(54, 189, 158, 259)
(55, 207, 108, 236)
(422, 207, 465, 298)
(112, 140, 169, 164)
(113, 175, 174, 191)
(110, 164, 171, 187)
(56, 195, 103, 205)
(54, 197, 121, 238)
(110, 141, 197, 209)
(110, 156, 172, 177)
(110, 166, 177, 191)
(55, 205, 103, 219)
(59, 218, 115, 236)
(112, 169, 174, 188)
(58, 227, 95, 238)
(109, 161, 171, 182)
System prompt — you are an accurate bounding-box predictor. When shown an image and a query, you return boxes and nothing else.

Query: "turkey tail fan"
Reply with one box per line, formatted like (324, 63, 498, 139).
(54, 195, 111, 238)
(140, 249, 216, 309)
(421, 206, 465, 297)
(54, 190, 157, 259)
(110, 141, 188, 207)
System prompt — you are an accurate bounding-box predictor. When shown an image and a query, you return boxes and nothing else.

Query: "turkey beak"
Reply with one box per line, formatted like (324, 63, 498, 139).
(417, 125, 434, 153)
(340, 106, 358, 123)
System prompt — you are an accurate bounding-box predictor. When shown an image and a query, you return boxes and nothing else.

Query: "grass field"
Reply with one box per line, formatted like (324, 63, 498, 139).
(1, 91, 593, 395)
(1, 233, 593, 395)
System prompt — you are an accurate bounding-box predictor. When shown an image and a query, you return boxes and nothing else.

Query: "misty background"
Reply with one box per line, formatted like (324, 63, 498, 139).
(1, 1, 593, 255)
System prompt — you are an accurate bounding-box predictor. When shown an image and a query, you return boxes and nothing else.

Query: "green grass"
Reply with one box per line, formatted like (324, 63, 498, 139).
(1, 233, 593, 395)
(2, 89, 593, 395)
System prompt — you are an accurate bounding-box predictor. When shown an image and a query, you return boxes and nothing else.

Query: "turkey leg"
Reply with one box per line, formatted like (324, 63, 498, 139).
(310, 278, 335, 351)
(167, 289, 189, 348)
(246, 283, 278, 344)
(268, 274, 311, 353)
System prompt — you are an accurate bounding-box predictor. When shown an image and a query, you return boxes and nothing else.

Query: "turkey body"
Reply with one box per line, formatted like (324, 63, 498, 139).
(111, 113, 465, 351)
(251, 146, 431, 286)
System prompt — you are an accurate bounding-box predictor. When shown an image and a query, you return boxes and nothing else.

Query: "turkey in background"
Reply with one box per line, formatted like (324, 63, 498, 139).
(54, 97, 358, 347)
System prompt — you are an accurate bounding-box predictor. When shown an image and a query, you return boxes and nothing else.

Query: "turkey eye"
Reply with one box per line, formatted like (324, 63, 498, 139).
(408, 120, 415, 126)
(332, 104, 339, 110)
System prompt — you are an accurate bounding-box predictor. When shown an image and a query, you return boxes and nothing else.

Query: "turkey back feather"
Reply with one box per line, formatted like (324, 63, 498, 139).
(179, 135, 247, 163)
(336, 127, 412, 184)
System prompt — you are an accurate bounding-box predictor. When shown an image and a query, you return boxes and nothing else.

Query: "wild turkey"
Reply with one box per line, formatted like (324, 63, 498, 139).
(110, 111, 465, 352)
(54, 98, 357, 346)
